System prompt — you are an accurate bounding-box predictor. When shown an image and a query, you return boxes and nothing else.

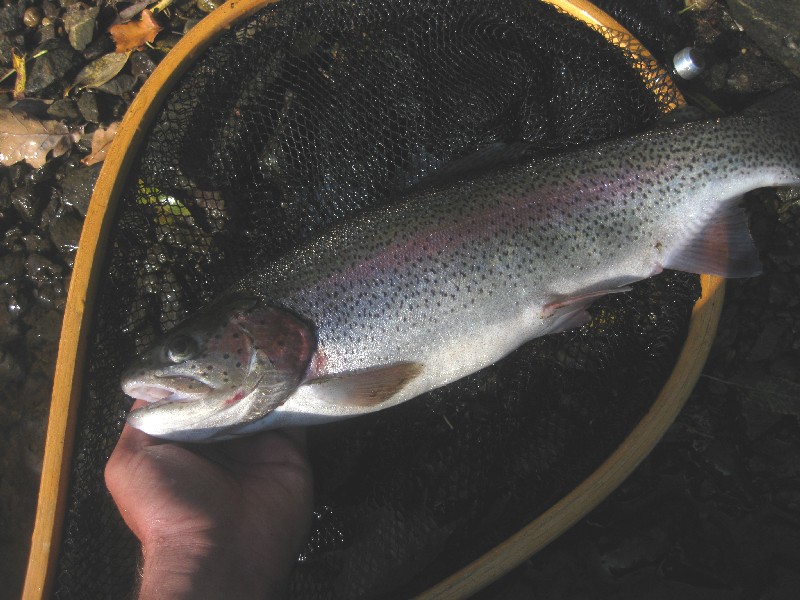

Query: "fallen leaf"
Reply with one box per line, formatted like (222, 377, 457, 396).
(12, 49, 25, 100)
(81, 121, 121, 166)
(109, 9, 162, 53)
(0, 107, 79, 169)
(136, 178, 193, 226)
(67, 52, 131, 95)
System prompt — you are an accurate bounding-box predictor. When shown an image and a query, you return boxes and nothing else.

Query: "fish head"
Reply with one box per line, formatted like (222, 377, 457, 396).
(122, 293, 315, 442)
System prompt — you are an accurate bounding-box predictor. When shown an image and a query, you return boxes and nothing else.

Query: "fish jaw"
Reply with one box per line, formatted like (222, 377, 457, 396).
(121, 294, 316, 441)
(121, 375, 215, 404)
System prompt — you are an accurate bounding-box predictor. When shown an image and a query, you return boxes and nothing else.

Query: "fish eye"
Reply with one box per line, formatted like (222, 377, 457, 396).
(166, 335, 199, 363)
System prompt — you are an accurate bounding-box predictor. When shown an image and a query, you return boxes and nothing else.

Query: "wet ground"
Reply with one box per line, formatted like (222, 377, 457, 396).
(1, 1, 798, 598)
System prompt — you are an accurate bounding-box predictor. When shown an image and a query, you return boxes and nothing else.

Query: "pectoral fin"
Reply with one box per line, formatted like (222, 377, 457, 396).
(306, 362, 424, 408)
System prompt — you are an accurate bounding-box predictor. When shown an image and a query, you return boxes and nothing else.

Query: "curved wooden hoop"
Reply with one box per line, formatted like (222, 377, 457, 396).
(22, 2, 279, 597)
(23, 1, 723, 598)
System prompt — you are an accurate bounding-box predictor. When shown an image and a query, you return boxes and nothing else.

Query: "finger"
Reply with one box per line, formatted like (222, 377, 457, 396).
(220, 428, 309, 469)
(106, 400, 164, 487)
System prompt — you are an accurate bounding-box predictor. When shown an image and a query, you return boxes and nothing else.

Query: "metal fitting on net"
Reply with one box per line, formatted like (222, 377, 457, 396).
(673, 47, 706, 80)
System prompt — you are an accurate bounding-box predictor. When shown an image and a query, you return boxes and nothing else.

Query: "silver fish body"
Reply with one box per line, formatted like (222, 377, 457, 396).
(123, 89, 800, 441)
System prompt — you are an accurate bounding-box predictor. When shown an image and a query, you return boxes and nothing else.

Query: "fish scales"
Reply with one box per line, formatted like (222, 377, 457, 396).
(123, 88, 800, 441)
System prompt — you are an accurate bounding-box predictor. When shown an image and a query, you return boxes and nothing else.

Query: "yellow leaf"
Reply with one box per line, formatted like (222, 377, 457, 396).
(12, 49, 25, 101)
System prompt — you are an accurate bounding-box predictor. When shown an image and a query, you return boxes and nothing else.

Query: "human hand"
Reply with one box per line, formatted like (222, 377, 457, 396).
(105, 401, 313, 600)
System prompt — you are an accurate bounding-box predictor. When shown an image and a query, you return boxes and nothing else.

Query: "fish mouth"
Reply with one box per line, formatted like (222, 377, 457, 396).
(122, 376, 214, 404)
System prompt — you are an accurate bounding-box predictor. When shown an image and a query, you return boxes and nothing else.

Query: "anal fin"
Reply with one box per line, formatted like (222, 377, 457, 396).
(305, 362, 423, 408)
(664, 198, 762, 278)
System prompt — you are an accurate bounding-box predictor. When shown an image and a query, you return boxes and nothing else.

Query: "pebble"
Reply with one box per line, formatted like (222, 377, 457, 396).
(130, 50, 157, 81)
(23, 7, 42, 29)
(0, 347, 26, 386)
(3, 226, 25, 253)
(0, 251, 26, 283)
(25, 253, 66, 308)
(747, 320, 788, 362)
(36, 21, 58, 44)
(0, 4, 22, 34)
(727, 0, 800, 78)
(0, 176, 12, 226)
(48, 206, 83, 265)
(25, 39, 81, 96)
(96, 73, 136, 96)
(76, 89, 100, 122)
(23, 302, 63, 347)
(10, 186, 46, 224)
(22, 233, 54, 255)
(197, 0, 225, 14)
(0, 302, 22, 345)
(42, 1, 60, 20)
(59, 162, 100, 217)
(46, 98, 82, 121)
(63, 3, 99, 52)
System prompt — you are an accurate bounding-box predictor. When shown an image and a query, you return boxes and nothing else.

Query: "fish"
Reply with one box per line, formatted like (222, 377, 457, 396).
(122, 88, 800, 442)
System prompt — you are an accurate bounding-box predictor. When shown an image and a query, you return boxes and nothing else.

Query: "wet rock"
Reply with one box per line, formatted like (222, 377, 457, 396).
(3, 226, 25, 253)
(197, 0, 225, 14)
(35, 21, 58, 44)
(46, 98, 82, 122)
(25, 39, 81, 97)
(59, 162, 100, 217)
(23, 302, 63, 348)
(26, 250, 67, 308)
(23, 233, 54, 255)
(49, 207, 83, 264)
(130, 50, 157, 81)
(97, 73, 136, 96)
(39, 196, 60, 231)
(747, 320, 787, 362)
(107, 94, 130, 121)
(0, 34, 13, 65)
(11, 186, 46, 224)
(0, 251, 26, 283)
(0, 347, 26, 386)
(23, 6, 42, 29)
(42, 1, 60, 20)
(76, 89, 100, 123)
(727, 0, 800, 79)
(0, 4, 23, 34)
(183, 17, 202, 34)
(63, 3, 99, 52)
(0, 176, 12, 225)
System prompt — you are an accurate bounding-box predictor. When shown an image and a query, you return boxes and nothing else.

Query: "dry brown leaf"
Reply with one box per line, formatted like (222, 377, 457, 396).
(0, 107, 79, 169)
(109, 9, 162, 53)
(81, 121, 121, 166)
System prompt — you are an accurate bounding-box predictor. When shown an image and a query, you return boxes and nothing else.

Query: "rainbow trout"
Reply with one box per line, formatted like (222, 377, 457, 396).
(123, 89, 800, 441)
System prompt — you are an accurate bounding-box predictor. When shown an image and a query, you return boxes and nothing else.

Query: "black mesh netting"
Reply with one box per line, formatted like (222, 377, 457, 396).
(52, 0, 701, 598)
